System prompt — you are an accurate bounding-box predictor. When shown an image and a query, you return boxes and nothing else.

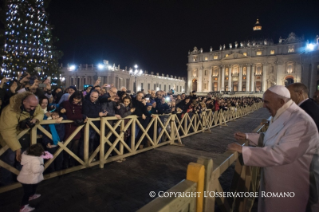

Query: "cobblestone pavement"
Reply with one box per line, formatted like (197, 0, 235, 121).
(0, 108, 270, 212)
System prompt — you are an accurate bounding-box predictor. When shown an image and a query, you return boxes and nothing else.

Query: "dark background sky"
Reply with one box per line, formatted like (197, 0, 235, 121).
(45, 0, 319, 77)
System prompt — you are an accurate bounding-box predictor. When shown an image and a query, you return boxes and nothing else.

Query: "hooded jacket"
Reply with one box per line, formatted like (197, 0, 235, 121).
(0, 92, 44, 151)
(17, 152, 44, 184)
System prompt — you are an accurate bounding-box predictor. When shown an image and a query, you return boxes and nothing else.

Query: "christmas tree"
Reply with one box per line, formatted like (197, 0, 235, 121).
(1, 0, 62, 82)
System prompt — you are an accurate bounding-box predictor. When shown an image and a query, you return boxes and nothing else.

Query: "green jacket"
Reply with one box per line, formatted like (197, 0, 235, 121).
(0, 92, 44, 151)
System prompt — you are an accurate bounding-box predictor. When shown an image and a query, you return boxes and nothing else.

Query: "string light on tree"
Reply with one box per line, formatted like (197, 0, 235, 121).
(2, 0, 63, 83)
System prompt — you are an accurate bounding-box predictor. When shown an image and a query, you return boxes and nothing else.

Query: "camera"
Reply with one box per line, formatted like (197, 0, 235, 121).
(18, 118, 36, 130)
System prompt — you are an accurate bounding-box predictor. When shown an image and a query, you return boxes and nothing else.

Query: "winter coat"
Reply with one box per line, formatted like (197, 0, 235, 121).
(0, 92, 44, 151)
(83, 99, 103, 128)
(99, 93, 117, 116)
(176, 99, 190, 113)
(157, 103, 170, 114)
(63, 101, 85, 140)
(243, 101, 319, 212)
(17, 152, 44, 184)
(82, 99, 103, 118)
(117, 104, 132, 118)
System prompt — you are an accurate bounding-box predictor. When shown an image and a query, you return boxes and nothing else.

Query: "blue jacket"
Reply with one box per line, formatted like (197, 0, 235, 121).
(42, 124, 65, 147)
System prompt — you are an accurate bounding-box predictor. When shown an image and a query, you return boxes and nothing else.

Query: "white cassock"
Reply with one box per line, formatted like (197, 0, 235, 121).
(243, 100, 319, 212)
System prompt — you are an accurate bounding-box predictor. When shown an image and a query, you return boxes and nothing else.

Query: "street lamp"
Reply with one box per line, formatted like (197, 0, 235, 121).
(129, 65, 143, 93)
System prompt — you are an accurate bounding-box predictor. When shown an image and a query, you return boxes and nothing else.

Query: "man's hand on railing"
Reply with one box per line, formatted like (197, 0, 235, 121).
(99, 111, 108, 117)
(130, 108, 136, 113)
(115, 114, 121, 119)
(234, 132, 246, 141)
(84, 117, 88, 123)
(16, 148, 22, 162)
(227, 142, 243, 153)
(142, 114, 146, 120)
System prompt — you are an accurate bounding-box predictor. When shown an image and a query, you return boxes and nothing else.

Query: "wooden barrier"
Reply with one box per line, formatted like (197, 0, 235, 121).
(138, 104, 267, 212)
(0, 102, 263, 193)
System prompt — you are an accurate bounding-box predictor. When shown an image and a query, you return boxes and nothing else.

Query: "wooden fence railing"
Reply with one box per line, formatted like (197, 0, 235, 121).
(0, 102, 263, 193)
(138, 105, 267, 212)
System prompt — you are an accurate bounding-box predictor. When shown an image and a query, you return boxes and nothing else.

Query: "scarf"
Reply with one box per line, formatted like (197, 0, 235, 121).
(49, 124, 60, 145)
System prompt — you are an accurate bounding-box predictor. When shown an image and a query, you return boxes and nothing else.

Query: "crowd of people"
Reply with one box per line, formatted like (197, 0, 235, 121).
(0, 72, 263, 176)
(0, 72, 266, 211)
(2, 72, 319, 211)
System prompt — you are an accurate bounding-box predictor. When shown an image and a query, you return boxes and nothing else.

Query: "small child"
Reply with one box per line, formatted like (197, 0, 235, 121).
(17, 143, 45, 212)
(42, 111, 64, 172)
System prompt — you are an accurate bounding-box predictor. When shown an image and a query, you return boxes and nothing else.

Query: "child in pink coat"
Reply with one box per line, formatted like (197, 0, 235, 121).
(17, 144, 45, 212)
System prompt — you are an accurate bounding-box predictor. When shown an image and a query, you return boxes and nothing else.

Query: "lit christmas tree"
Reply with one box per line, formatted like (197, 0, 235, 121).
(1, 0, 62, 82)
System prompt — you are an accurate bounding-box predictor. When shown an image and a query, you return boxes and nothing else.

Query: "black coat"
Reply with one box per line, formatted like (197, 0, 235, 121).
(176, 99, 190, 113)
(299, 98, 319, 132)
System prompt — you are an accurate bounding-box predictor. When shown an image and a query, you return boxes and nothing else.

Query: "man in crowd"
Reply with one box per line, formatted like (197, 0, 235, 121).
(150, 90, 156, 101)
(287, 83, 319, 131)
(228, 85, 319, 211)
(100, 86, 121, 119)
(287, 83, 319, 211)
(0, 92, 44, 185)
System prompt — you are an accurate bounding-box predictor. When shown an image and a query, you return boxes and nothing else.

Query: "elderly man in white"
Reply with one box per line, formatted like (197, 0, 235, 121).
(228, 85, 319, 212)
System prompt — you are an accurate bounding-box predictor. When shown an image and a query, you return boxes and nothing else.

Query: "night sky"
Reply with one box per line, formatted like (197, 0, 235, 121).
(44, 0, 319, 77)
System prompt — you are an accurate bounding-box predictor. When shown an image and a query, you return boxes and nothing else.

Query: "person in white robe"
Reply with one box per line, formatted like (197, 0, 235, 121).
(228, 85, 319, 212)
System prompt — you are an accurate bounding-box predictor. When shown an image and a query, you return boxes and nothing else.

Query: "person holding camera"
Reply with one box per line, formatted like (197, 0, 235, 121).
(0, 92, 44, 185)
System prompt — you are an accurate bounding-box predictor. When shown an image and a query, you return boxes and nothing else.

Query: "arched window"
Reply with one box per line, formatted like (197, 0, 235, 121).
(285, 76, 294, 86)
(232, 66, 238, 75)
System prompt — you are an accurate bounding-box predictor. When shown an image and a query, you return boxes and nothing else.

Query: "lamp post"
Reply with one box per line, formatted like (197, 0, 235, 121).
(129, 64, 143, 93)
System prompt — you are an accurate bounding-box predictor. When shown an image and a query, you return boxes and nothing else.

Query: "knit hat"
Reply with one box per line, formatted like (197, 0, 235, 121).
(68, 85, 77, 91)
(146, 103, 152, 107)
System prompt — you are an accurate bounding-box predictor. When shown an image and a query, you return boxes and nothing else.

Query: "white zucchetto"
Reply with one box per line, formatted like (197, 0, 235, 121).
(268, 85, 291, 98)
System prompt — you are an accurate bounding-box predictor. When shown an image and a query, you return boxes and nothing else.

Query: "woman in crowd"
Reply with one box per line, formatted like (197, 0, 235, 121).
(61, 91, 87, 168)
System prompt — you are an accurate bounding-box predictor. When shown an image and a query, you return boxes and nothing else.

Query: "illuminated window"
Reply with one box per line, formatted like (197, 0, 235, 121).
(243, 52, 247, 56)
(225, 54, 229, 58)
(256, 66, 262, 75)
(213, 68, 219, 76)
(287, 62, 294, 74)
(226, 77, 229, 80)
(205, 57, 208, 61)
(193, 56, 197, 61)
(213, 82, 218, 91)
(243, 77, 246, 80)
(256, 51, 262, 56)
(232, 66, 238, 75)
(225, 68, 229, 76)
(214, 78, 218, 81)
(243, 67, 247, 76)
(214, 55, 218, 59)
(288, 46, 294, 53)
(270, 50, 275, 55)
